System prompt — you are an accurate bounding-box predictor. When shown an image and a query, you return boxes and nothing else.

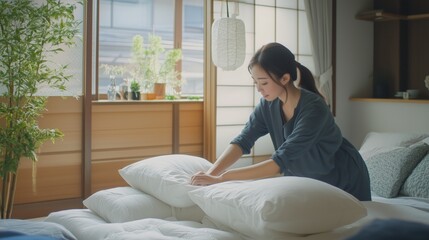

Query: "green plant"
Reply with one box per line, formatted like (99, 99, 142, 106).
(100, 64, 125, 78)
(0, 0, 82, 219)
(130, 80, 141, 92)
(131, 34, 182, 87)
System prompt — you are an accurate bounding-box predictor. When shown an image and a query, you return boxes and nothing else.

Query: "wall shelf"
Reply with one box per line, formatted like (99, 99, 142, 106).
(356, 9, 429, 21)
(355, 0, 429, 100)
(350, 97, 429, 104)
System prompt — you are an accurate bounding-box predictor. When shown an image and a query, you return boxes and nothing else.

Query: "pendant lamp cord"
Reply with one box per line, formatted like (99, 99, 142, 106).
(226, 0, 229, 17)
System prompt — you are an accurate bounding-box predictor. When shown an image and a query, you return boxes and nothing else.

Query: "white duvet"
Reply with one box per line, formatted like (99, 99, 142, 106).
(46, 201, 429, 240)
(46, 209, 241, 240)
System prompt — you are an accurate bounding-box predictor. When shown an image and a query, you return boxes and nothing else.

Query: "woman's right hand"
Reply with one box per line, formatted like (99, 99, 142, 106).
(190, 171, 222, 186)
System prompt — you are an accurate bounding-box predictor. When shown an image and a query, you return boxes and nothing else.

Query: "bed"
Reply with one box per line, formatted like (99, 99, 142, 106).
(40, 132, 429, 240)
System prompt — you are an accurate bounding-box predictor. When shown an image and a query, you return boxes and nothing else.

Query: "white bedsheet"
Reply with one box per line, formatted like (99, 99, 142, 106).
(45, 201, 429, 240)
(371, 193, 429, 213)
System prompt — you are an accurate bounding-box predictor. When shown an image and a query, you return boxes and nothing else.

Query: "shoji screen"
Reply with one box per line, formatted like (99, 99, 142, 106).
(215, 0, 313, 166)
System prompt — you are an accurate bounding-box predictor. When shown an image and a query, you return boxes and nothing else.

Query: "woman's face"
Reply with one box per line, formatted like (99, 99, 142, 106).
(251, 64, 286, 101)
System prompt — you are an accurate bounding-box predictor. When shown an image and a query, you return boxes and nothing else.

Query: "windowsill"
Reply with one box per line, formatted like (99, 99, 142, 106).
(93, 98, 203, 105)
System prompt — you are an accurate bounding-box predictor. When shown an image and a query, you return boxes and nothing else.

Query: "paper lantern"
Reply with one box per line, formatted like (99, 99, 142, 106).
(211, 16, 246, 71)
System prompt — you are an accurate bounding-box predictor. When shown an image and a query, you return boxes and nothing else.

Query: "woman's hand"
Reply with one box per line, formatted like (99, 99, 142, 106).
(190, 171, 222, 186)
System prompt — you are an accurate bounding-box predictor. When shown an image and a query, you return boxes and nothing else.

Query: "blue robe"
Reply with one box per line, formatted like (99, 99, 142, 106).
(231, 89, 371, 201)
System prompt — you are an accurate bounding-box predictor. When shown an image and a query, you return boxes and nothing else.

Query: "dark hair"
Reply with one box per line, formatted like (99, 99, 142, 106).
(248, 42, 297, 81)
(295, 62, 324, 98)
(248, 42, 323, 98)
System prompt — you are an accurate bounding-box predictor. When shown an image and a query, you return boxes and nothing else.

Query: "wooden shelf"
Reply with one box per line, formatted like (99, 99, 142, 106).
(356, 9, 429, 21)
(356, 10, 404, 21)
(350, 97, 429, 104)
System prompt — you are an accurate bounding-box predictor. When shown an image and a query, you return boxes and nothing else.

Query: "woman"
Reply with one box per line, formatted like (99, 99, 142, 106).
(191, 42, 371, 201)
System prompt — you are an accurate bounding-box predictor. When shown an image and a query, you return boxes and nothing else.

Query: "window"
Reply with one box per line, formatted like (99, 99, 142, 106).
(95, 0, 204, 99)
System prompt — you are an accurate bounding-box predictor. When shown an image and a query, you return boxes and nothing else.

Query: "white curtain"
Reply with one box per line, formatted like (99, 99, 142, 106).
(304, 0, 333, 111)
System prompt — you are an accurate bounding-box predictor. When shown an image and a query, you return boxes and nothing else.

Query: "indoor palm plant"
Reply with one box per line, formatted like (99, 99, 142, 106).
(0, 0, 82, 219)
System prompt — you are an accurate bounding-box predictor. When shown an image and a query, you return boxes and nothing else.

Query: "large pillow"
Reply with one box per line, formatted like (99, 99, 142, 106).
(365, 142, 429, 198)
(400, 152, 429, 198)
(119, 154, 213, 208)
(83, 187, 172, 223)
(188, 176, 367, 239)
(359, 132, 428, 160)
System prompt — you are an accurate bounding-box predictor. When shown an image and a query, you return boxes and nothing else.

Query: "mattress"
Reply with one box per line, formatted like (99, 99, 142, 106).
(45, 201, 429, 240)
(45, 154, 429, 240)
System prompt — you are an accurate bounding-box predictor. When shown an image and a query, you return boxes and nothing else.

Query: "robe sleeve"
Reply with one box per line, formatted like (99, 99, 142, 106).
(230, 102, 269, 154)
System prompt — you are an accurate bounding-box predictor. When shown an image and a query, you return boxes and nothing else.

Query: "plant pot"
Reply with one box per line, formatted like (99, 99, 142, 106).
(131, 91, 140, 100)
(154, 83, 166, 99)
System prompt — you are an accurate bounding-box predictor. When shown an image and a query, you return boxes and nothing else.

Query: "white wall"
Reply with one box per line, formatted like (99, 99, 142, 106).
(335, 0, 429, 148)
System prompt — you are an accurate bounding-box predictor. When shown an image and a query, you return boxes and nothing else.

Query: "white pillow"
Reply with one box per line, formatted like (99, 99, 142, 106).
(188, 176, 367, 239)
(359, 132, 428, 159)
(119, 154, 213, 208)
(83, 187, 172, 223)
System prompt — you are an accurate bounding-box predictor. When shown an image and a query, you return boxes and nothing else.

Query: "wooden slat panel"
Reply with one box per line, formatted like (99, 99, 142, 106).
(179, 103, 203, 145)
(178, 102, 203, 156)
(91, 103, 178, 192)
(92, 128, 172, 150)
(92, 103, 173, 152)
(92, 111, 172, 130)
(12, 198, 84, 219)
(36, 130, 82, 153)
(44, 96, 82, 113)
(37, 97, 82, 153)
(92, 146, 172, 161)
(12, 97, 83, 206)
(180, 126, 203, 144)
(178, 144, 203, 156)
(91, 159, 138, 193)
(14, 152, 82, 204)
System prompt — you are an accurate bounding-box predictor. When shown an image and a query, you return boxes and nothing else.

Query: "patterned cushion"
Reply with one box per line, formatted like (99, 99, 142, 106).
(365, 142, 429, 198)
(400, 153, 429, 198)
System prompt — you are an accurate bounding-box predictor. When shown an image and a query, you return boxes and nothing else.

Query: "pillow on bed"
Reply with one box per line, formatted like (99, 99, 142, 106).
(188, 176, 367, 239)
(400, 152, 429, 198)
(359, 132, 429, 160)
(365, 142, 429, 198)
(83, 186, 172, 223)
(119, 154, 213, 208)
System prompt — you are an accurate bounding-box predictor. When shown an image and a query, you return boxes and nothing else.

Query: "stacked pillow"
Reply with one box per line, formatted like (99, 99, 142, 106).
(359, 132, 429, 198)
(188, 177, 367, 239)
(118, 154, 213, 208)
(83, 154, 211, 223)
(83, 153, 369, 239)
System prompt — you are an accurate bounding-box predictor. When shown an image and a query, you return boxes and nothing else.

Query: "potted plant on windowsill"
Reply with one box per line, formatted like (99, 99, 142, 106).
(130, 80, 141, 100)
(130, 34, 182, 100)
(0, 0, 81, 219)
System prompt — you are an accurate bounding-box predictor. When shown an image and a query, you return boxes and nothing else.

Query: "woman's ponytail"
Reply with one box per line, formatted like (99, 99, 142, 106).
(295, 62, 324, 99)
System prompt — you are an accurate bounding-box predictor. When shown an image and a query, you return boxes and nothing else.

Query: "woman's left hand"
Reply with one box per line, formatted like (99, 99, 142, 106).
(190, 172, 222, 186)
